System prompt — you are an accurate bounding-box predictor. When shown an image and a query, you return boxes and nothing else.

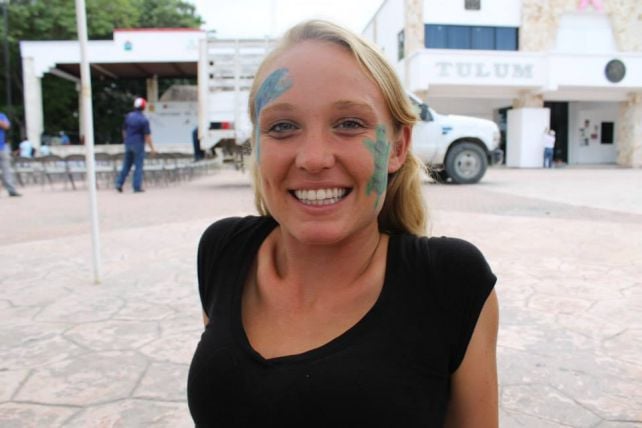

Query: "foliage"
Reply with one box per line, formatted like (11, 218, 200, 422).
(0, 0, 203, 144)
(139, 0, 202, 29)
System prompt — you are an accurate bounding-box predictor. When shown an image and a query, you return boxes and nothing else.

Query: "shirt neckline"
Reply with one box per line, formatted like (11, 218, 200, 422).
(232, 219, 396, 366)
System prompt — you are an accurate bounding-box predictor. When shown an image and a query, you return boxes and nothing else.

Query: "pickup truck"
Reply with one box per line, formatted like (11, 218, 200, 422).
(409, 94, 503, 184)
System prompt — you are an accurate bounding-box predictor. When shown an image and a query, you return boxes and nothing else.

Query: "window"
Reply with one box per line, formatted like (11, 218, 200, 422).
(425, 24, 518, 51)
(601, 122, 614, 144)
(472, 26, 494, 49)
(447, 26, 471, 49)
(397, 30, 405, 61)
(465, 0, 481, 10)
(426, 25, 447, 48)
(495, 27, 518, 50)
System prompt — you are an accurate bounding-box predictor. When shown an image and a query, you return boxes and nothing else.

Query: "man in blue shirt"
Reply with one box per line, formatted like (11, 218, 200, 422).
(0, 112, 21, 197)
(115, 98, 156, 192)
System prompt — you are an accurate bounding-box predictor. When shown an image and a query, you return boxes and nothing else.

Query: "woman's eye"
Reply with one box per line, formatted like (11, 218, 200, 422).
(268, 122, 297, 134)
(336, 119, 366, 131)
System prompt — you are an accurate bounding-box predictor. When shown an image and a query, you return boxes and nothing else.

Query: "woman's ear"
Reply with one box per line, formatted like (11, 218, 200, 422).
(388, 125, 411, 173)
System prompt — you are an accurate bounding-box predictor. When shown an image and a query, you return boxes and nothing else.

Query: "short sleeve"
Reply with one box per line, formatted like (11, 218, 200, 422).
(427, 237, 496, 373)
(196, 217, 245, 315)
(196, 216, 277, 318)
(143, 117, 151, 135)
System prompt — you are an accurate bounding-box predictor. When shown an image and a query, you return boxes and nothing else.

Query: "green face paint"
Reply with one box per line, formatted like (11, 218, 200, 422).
(363, 124, 390, 209)
(254, 67, 293, 161)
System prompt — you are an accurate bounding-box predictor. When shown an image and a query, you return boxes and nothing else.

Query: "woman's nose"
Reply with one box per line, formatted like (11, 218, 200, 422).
(295, 129, 335, 173)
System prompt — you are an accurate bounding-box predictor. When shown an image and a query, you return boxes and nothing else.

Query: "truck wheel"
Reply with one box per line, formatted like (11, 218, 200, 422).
(445, 142, 487, 184)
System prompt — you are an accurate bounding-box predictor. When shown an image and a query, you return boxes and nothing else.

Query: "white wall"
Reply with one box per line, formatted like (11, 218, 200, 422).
(568, 101, 618, 164)
(506, 108, 550, 168)
(363, 0, 405, 68)
(427, 97, 511, 121)
(405, 48, 642, 99)
(407, 49, 544, 94)
(423, 0, 521, 26)
(362, 20, 376, 41)
(21, 29, 203, 77)
(147, 102, 198, 145)
(554, 13, 617, 54)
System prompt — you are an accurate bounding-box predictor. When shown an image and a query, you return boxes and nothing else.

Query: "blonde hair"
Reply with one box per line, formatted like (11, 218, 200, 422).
(248, 19, 428, 236)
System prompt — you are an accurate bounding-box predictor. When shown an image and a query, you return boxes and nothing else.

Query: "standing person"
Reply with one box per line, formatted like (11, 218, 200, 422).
(39, 141, 51, 156)
(19, 139, 34, 158)
(0, 112, 21, 197)
(115, 97, 155, 193)
(188, 20, 499, 426)
(192, 126, 204, 161)
(542, 128, 556, 168)
(59, 131, 70, 145)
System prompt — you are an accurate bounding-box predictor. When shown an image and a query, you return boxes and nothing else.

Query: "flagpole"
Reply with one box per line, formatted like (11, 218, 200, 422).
(75, 0, 102, 284)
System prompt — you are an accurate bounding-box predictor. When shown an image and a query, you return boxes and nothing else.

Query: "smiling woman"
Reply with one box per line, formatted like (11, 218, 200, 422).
(188, 20, 499, 427)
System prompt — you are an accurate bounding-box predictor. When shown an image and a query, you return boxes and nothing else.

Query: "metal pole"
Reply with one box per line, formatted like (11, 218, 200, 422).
(269, 0, 277, 37)
(3, 0, 11, 112)
(74, 0, 102, 284)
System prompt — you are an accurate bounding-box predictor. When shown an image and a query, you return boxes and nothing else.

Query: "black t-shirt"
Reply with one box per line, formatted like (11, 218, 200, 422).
(188, 216, 496, 427)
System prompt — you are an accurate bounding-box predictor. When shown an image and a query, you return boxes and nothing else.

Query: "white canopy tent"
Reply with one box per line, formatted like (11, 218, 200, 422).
(20, 28, 206, 148)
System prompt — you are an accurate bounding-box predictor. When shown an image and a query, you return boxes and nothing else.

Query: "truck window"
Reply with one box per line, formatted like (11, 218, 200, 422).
(419, 104, 433, 122)
(408, 95, 433, 122)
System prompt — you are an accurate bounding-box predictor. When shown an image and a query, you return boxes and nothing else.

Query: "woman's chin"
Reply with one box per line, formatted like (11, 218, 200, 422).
(281, 223, 350, 247)
(279, 217, 379, 248)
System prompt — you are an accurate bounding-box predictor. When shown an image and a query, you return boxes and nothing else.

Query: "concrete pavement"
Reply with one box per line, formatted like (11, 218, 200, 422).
(1, 166, 641, 427)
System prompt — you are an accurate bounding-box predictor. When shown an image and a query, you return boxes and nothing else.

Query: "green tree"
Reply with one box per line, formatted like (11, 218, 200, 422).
(139, 0, 202, 29)
(0, 0, 202, 144)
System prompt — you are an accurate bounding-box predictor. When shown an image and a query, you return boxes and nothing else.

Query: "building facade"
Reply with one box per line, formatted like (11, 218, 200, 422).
(363, 0, 642, 167)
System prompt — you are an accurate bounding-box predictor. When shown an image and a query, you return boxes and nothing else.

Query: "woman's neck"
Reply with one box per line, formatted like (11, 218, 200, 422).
(256, 223, 387, 307)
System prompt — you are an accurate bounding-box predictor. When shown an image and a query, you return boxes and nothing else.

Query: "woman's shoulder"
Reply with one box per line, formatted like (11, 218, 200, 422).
(199, 216, 276, 254)
(424, 236, 490, 268)
(397, 233, 488, 262)
(395, 233, 495, 288)
(200, 215, 274, 240)
(197, 216, 277, 313)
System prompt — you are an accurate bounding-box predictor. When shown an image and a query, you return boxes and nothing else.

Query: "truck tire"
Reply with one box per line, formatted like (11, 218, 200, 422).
(444, 142, 488, 184)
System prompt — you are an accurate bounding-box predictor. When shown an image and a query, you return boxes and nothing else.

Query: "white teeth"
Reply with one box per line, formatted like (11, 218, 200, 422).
(294, 188, 347, 205)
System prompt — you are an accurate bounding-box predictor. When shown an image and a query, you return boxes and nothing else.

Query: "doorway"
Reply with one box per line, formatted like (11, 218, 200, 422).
(544, 101, 569, 163)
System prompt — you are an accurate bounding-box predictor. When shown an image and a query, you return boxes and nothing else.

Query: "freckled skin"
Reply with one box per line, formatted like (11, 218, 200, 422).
(363, 124, 390, 209)
(254, 68, 293, 161)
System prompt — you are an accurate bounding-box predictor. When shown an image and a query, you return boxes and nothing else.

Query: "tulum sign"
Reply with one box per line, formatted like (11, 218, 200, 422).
(435, 61, 535, 80)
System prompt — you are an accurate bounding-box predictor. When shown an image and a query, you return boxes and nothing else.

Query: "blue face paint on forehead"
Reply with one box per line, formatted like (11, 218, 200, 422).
(254, 67, 293, 161)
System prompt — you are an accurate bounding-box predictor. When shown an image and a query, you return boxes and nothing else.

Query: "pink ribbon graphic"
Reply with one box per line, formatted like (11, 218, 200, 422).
(578, 0, 604, 12)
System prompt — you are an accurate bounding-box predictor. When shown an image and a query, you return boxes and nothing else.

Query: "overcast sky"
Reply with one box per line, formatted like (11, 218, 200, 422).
(191, 0, 384, 38)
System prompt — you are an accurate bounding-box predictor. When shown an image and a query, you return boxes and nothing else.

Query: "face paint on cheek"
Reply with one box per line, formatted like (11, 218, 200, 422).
(254, 67, 293, 162)
(363, 124, 391, 209)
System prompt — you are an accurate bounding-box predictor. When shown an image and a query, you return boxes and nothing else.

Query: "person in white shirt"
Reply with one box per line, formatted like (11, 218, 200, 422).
(39, 142, 51, 156)
(19, 139, 34, 158)
(542, 128, 556, 168)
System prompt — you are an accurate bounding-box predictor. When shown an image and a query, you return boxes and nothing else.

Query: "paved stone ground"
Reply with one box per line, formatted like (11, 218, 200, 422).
(1, 166, 641, 427)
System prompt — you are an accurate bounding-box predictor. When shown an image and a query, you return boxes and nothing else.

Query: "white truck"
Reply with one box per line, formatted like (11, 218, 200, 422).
(197, 38, 269, 167)
(409, 93, 503, 184)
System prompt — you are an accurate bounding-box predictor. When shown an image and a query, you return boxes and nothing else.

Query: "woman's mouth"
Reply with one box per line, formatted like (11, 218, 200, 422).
(291, 187, 351, 206)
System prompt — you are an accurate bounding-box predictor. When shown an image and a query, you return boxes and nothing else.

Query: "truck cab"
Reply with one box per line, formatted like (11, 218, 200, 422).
(409, 93, 503, 184)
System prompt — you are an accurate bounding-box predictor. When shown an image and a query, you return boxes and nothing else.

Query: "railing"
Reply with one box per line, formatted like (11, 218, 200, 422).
(10, 151, 225, 191)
